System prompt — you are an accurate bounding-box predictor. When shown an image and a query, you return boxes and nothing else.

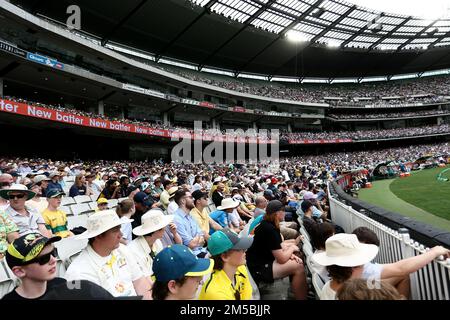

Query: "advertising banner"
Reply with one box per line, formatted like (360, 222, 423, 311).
(288, 138, 353, 144)
(0, 99, 277, 144)
(199, 101, 216, 109)
(233, 106, 246, 113)
(27, 53, 64, 70)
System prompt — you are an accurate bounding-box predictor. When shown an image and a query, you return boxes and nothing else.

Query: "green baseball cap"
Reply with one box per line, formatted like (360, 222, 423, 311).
(208, 228, 253, 256)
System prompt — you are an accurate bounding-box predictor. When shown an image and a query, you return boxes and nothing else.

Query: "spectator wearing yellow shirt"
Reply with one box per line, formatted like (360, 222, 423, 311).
(199, 228, 253, 300)
(41, 190, 73, 238)
(190, 190, 222, 241)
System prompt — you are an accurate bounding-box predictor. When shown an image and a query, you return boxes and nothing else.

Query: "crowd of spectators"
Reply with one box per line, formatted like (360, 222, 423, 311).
(3, 96, 450, 142)
(283, 124, 450, 141)
(0, 141, 449, 300)
(328, 110, 448, 120)
(158, 65, 450, 105)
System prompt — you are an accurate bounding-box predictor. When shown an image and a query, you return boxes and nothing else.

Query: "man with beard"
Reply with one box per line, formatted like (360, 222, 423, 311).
(173, 189, 207, 258)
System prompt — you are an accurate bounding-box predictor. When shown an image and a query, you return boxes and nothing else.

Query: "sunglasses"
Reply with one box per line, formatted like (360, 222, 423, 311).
(23, 248, 58, 266)
(8, 193, 27, 200)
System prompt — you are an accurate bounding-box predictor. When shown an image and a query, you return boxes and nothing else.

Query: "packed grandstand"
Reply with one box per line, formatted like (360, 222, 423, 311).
(0, 0, 449, 304)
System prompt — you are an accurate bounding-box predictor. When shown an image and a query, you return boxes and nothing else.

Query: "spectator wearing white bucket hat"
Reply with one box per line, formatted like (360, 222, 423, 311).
(311, 233, 379, 300)
(2, 184, 50, 238)
(209, 198, 242, 234)
(64, 210, 153, 299)
(128, 209, 174, 278)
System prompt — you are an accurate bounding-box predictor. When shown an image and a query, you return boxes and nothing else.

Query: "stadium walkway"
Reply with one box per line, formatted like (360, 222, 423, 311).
(359, 179, 450, 232)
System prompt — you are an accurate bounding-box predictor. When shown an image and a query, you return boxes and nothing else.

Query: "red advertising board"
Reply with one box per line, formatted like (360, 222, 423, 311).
(0, 99, 275, 144)
(199, 101, 216, 109)
(233, 106, 246, 113)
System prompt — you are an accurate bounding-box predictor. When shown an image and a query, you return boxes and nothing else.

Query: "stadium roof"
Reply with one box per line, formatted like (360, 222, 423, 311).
(190, 0, 450, 50)
(7, 0, 450, 78)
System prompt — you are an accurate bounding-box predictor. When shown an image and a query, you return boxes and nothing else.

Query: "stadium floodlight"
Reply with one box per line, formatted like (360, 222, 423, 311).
(427, 27, 438, 36)
(311, 7, 325, 18)
(285, 30, 308, 43)
(326, 40, 341, 49)
(369, 23, 383, 33)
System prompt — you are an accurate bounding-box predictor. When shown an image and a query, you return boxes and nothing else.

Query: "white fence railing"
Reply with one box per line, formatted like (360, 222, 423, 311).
(328, 190, 450, 300)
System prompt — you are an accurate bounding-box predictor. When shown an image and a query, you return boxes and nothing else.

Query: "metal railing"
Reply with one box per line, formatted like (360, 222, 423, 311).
(328, 186, 450, 300)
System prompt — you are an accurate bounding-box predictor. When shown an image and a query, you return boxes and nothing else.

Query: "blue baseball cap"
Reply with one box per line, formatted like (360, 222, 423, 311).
(152, 244, 214, 282)
(133, 192, 152, 207)
(208, 228, 253, 256)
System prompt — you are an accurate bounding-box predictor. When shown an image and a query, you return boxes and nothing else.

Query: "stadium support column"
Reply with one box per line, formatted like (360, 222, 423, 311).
(437, 117, 443, 125)
(287, 123, 292, 133)
(0, 78, 3, 98)
(98, 100, 104, 115)
(212, 118, 217, 129)
(253, 122, 258, 130)
(163, 112, 169, 126)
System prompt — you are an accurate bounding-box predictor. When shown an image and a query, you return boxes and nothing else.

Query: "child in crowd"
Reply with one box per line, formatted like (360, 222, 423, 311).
(116, 199, 135, 244)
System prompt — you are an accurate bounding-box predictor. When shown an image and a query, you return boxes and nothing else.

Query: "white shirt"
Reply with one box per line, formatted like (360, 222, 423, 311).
(320, 281, 337, 300)
(286, 189, 295, 199)
(6, 205, 45, 236)
(120, 217, 133, 243)
(128, 237, 163, 277)
(26, 198, 49, 214)
(228, 208, 241, 228)
(282, 170, 290, 182)
(89, 181, 103, 198)
(167, 201, 179, 215)
(362, 262, 383, 281)
(65, 244, 143, 297)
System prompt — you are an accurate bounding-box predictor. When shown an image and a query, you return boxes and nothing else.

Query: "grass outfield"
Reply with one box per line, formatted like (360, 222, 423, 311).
(359, 166, 450, 232)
